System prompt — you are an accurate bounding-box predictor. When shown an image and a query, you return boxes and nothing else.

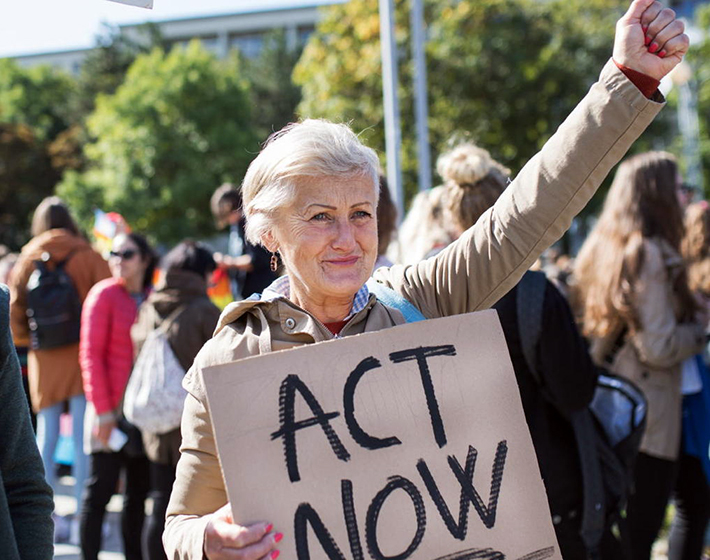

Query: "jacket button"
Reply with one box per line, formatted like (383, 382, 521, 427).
(285, 317, 296, 330)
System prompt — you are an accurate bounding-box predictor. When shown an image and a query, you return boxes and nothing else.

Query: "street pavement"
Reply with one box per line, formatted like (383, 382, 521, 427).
(53, 475, 126, 560)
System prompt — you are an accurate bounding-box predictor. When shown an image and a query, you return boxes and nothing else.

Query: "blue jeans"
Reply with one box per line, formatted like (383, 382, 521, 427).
(36, 394, 88, 508)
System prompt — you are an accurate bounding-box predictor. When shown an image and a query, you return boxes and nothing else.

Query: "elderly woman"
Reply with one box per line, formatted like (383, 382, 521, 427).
(164, 1, 688, 558)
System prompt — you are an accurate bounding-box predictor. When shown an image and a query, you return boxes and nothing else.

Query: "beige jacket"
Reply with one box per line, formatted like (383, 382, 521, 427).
(164, 60, 664, 559)
(590, 239, 705, 461)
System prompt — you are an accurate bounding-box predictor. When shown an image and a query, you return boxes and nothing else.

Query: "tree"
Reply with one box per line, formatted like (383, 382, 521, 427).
(74, 23, 166, 119)
(687, 4, 710, 194)
(242, 29, 304, 140)
(58, 41, 259, 244)
(294, 0, 637, 206)
(0, 59, 76, 142)
(0, 124, 58, 249)
(0, 60, 79, 248)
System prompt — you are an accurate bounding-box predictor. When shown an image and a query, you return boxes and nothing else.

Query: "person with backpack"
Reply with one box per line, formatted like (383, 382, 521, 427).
(428, 141, 621, 559)
(574, 152, 707, 560)
(78, 232, 157, 560)
(129, 240, 221, 560)
(8, 196, 110, 542)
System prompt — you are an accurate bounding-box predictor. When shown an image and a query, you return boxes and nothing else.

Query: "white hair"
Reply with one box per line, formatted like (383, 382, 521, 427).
(242, 119, 380, 245)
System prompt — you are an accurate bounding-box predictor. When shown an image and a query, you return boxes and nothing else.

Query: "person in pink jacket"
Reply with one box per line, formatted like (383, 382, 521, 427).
(78, 232, 157, 560)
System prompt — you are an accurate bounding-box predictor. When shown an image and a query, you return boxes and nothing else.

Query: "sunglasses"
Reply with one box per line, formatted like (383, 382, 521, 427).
(109, 249, 138, 260)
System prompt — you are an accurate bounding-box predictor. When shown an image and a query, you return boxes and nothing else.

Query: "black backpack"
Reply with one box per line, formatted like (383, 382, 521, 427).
(516, 270, 647, 559)
(26, 250, 82, 350)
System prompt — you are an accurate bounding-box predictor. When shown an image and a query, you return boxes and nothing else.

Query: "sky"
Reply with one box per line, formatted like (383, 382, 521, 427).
(0, 0, 327, 58)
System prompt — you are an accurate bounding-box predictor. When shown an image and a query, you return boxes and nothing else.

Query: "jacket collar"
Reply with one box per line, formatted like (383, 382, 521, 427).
(213, 281, 378, 341)
(260, 275, 371, 320)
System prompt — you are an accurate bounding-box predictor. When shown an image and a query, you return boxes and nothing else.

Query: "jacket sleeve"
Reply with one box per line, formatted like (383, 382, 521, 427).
(79, 284, 114, 415)
(629, 243, 705, 370)
(8, 254, 34, 346)
(537, 281, 598, 416)
(0, 285, 54, 559)
(164, 356, 228, 560)
(373, 60, 664, 318)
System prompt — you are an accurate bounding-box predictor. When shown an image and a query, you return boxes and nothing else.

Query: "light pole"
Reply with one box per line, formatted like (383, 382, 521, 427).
(379, 0, 405, 221)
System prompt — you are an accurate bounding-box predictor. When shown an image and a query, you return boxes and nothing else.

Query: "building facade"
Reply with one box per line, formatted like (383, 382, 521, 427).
(11, 0, 343, 74)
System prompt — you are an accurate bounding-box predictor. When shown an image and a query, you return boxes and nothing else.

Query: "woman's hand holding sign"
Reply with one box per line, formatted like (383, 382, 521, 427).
(613, 0, 689, 80)
(204, 503, 282, 560)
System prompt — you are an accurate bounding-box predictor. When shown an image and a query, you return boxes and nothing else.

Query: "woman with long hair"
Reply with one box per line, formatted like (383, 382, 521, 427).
(436, 141, 607, 559)
(670, 201, 710, 560)
(8, 196, 110, 542)
(79, 232, 157, 560)
(574, 152, 706, 560)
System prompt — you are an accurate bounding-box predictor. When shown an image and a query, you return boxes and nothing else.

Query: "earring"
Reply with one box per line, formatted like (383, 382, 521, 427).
(270, 252, 279, 272)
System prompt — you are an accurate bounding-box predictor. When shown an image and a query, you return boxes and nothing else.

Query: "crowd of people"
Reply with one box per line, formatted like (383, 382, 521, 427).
(0, 0, 707, 559)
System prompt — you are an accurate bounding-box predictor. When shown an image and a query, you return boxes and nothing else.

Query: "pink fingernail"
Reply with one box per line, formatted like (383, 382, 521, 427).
(645, 35, 652, 46)
(642, 25, 648, 33)
(274, 533, 284, 543)
(648, 42, 659, 53)
(265, 523, 273, 533)
(658, 50, 667, 58)
(271, 551, 281, 560)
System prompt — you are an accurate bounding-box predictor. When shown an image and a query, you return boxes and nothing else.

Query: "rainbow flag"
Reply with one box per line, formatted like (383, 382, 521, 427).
(93, 209, 131, 255)
(207, 267, 234, 310)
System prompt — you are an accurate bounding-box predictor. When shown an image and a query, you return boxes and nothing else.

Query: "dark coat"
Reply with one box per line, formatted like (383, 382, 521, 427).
(230, 218, 277, 299)
(131, 269, 221, 464)
(0, 284, 54, 560)
(493, 273, 597, 553)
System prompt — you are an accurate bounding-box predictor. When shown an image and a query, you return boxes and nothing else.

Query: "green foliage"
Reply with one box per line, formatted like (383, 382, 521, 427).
(0, 124, 59, 249)
(243, 29, 303, 140)
(688, 4, 710, 195)
(57, 41, 258, 244)
(74, 23, 166, 119)
(0, 60, 79, 248)
(0, 59, 76, 142)
(295, 0, 632, 205)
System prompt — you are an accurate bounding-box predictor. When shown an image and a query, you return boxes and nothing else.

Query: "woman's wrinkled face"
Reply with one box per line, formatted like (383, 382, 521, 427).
(265, 174, 378, 306)
(109, 235, 146, 285)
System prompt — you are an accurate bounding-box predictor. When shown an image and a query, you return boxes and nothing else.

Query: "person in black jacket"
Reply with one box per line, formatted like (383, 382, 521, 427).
(492, 275, 602, 558)
(210, 183, 277, 300)
(431, 142, 615, 559)
(0, 283, 54, 559)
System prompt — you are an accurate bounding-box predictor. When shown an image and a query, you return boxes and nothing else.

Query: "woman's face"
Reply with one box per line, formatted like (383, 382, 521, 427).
(265, 174, 378, 306)
(109, 235, 147, 285)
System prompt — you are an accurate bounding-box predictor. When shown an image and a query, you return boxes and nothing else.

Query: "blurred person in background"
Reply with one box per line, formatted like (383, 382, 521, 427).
(435, 141, 606, 559)
(131, 240, 221, 560)
(375, 174, 397, 269)
(574, 152, 706, 560)
(8, 196, 110, 542)
(210, 183, 278, 300)
(394, 185, 455, 265)
(79, 232, 157, 560)
(0, 283, 54, 560)
(672, 200, 710, 560)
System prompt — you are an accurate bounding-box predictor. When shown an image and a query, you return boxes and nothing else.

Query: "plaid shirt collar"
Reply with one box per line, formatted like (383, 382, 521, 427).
(260, 275, 370, 320)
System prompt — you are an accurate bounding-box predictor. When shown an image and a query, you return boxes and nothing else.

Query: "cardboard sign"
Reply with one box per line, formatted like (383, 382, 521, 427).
(203, 311, 561, 560)
(107, 0, 153, 8)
